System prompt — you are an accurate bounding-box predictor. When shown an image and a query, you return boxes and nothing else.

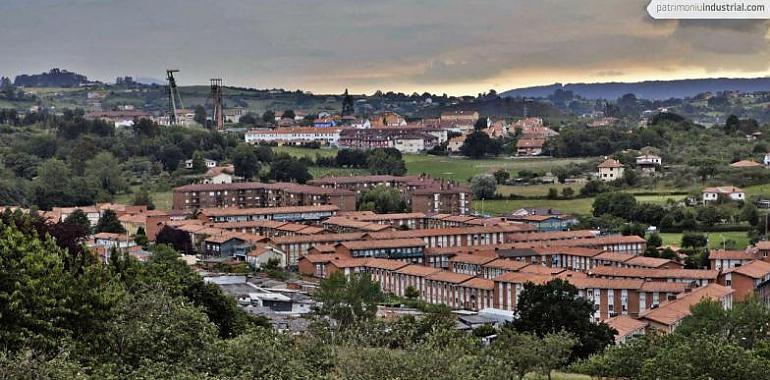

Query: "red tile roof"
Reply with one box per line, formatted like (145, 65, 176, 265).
(640, 284, 733, 326)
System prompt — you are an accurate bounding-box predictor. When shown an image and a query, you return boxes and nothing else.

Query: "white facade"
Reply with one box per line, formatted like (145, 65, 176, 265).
(394, 137, 425, 153)
(244, 128, 343, 145)
(598, 166, 624, 182)
(703, 187, 745, 203)
(185, 158, 217, 169)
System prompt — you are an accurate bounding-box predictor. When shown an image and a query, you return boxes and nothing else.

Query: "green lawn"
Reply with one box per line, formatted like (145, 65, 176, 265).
(272, 146, 590, 183)
(476, 198, 595, 216)
(497, 184, 583, 198)
(659, 231, 751, 250)
(115, 190, 172, 210)
(745, 183, 770, 198)
(633, 194, 685, 205)
(405, 155, 591, 182)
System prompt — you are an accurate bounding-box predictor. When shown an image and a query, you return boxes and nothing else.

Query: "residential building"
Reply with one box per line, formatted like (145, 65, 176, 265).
(606, 315, 647, 344)
(702, 186, 745, 203)
(516, 138, 546, 156)
(185, 158, 217, 169)
(198, 205, 340, 223)
(597, 159, 624, 182)
(640, 283, 733, 333)
(172, 182, 356, 211)
(635, 154, 662, 174)
(244, 127, 346, 146)
(710, 249, 757, 270)
(718, 260, 770, 301)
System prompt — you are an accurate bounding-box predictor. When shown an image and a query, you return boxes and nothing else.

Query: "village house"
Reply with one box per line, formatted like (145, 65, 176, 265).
(198, 205, 340, 223)
(718, 259, 770, 301)
(635, 154, 662, 174)
(201, 165, 240, 184)
(597, 159, 624, 182)
(702, 186, 745, 204)
(185, 158, 217, 169)
(515, 138, 546, 156)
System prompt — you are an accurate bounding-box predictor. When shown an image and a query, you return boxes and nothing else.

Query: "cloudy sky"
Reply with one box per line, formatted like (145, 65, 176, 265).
(1, 0, 769, 95)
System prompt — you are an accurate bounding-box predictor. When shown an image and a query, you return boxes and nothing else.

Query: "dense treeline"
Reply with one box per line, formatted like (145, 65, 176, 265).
(551, 112, 767, 167)
(572, 297, 770, 380)
(0, 110, 329, 208)
(0, 208, 617, 379)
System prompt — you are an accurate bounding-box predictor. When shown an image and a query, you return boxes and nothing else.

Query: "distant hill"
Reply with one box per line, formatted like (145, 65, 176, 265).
(14, 68, 91, 88)
(502, 77, 770, 100)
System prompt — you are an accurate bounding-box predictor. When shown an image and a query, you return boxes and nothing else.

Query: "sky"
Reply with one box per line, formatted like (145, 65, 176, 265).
(1, 0, 770, 95)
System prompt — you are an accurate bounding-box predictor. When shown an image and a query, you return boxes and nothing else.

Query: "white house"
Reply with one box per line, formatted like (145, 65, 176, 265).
(703, 186, 745, 203)
(636, 154, 662, 174)
(394, 137, 425, 153)
(597, 159, 624, 182)
(185, 158, 217, 169)
(245, 245, 287, 268)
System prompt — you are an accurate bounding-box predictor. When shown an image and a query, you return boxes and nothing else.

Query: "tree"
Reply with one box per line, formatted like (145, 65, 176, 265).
(132, 188, 155, 210)
(190, 151, 207, 173)
(493, 169, 510, 184)
(547, 188, 559, 200)
(404, 285, 420, 300)
(232, 144, 261, 180)
(681, 232, 707, 248)
(562, 187, 574, 198)
(485, 330, 540, 379)
(155, 226, 194, 255)
(537, 331, 577, 380)
(0, 224, 72, 351)
(470, 174, 497, 199)
(269, 156, 311, 183)
(742, 203, 760, 226)
(134, 226, 149, 247)
(281, 109, 296, 119)
(64, 209, 92, 234)
(592, 192, 637, 220)
(647, 232, 663, 248)
(85, 152, 127, 196)
(366, 149, 406, 175)
(460, 131, 500, 158)
(314, 272, 384, 327)
(512, 279, 616, 360)
(262, 110, 276, 123)
(95, 209, 126, 234)
(193, 105, 207, 125)
(358, 186, 407, 213)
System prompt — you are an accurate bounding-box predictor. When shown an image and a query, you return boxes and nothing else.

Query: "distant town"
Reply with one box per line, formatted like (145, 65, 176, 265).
(4, 66, 770, 379)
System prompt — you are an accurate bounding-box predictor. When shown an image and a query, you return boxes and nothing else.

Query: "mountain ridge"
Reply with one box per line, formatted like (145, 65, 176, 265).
(502, 77, 770, 100)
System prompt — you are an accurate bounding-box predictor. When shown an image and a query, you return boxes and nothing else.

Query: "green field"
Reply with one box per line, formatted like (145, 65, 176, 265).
(115, 190, 172, 210)
(274, 146, 591, 183)
(405, 155, 591, 182)
(497, 184, 583, 198)
(659, 231, 751, 249)
(745, 183, 770, 198)
(476, 198, 595, 216)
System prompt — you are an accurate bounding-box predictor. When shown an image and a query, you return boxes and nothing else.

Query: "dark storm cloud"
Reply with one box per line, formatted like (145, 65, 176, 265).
(0, 0, 769, 94)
